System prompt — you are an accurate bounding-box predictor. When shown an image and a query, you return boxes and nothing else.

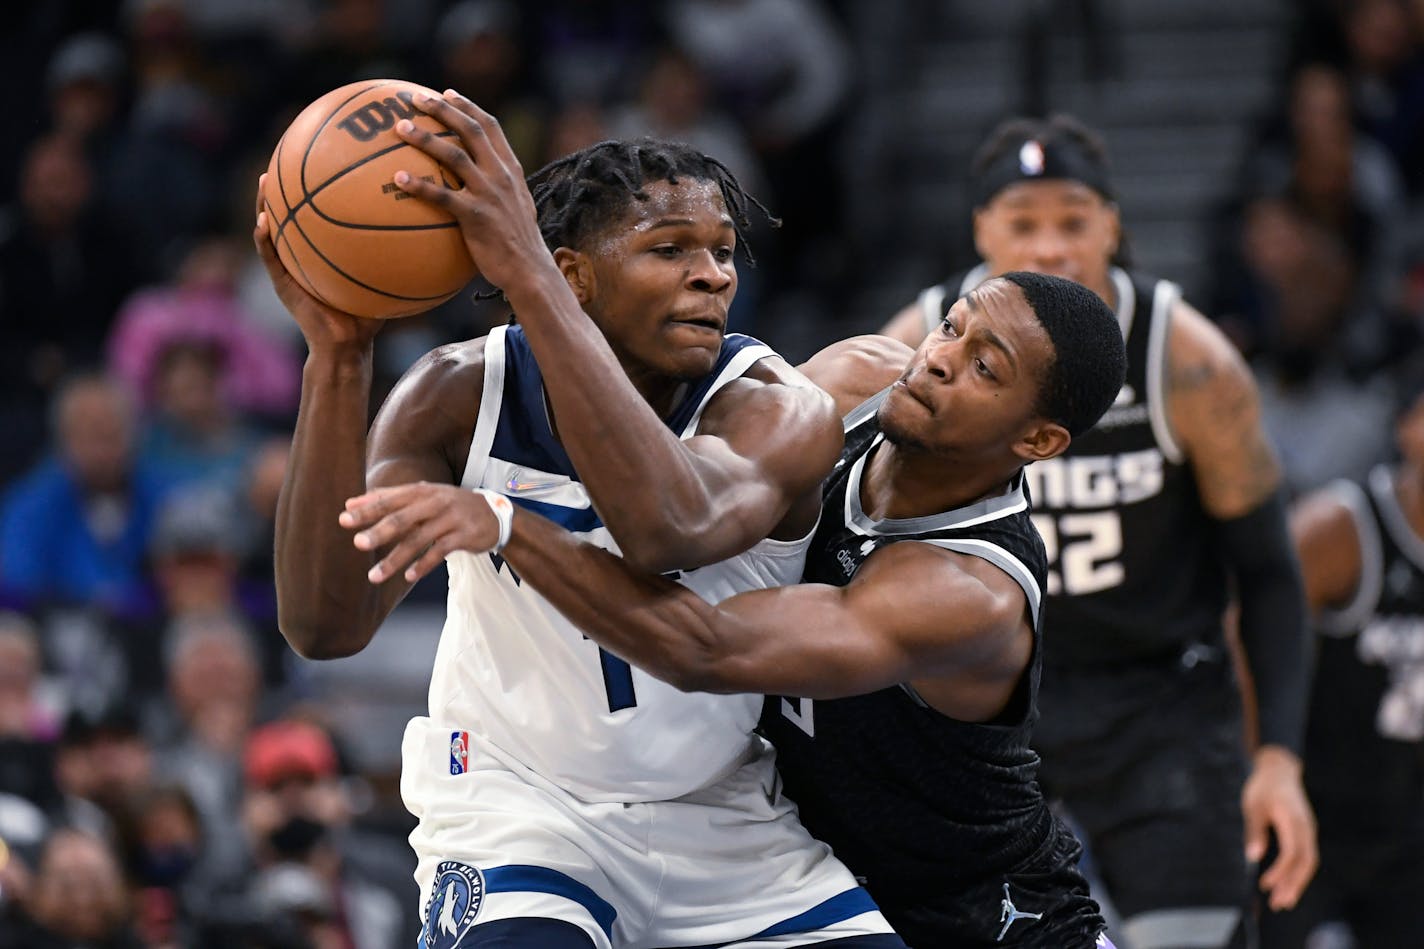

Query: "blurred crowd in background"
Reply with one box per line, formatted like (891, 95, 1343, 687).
(3, 0, 1424, 946)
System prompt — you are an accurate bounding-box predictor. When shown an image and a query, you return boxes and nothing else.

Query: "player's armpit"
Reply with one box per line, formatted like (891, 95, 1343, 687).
(1164, 301, 1281, 519)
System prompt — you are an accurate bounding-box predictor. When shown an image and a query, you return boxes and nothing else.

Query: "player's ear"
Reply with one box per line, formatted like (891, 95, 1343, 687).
(1014, 420, 1070, 463)
(553, 247, 595, 305)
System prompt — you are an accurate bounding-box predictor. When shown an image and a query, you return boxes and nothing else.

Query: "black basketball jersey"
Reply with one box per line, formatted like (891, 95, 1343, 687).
(921, 265, 1223, 664)
(760, 392, 1063, 899)
(1304, 466, 1424, 829)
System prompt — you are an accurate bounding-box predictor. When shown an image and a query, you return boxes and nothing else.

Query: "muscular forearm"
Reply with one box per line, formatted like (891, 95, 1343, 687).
(275, 349, 386, 658)
(501, 271, 758, 571)
(1222, 490, 1312, 753)
(500, 506, 738, 692)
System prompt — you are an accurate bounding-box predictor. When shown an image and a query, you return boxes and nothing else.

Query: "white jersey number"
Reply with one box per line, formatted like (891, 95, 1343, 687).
(1031, 512, 1126, 596)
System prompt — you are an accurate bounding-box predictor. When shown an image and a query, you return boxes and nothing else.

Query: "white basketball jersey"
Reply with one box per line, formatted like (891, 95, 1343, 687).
(427, 325, 812, 802)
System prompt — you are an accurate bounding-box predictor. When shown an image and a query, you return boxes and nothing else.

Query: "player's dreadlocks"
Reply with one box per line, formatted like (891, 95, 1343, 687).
(526, 138, 779, 266)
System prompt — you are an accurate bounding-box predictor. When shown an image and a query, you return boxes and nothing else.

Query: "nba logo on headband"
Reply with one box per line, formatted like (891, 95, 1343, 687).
(1018, 140, 1046, 176)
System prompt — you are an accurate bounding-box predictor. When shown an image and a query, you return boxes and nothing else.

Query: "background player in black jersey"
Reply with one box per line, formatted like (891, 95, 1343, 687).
(340, 271, 1128, 947)
(1260, 384, 1424, 948)
(880, 116, 1317, 949)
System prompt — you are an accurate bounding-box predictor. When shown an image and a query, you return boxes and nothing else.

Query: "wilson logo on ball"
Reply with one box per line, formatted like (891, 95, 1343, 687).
(337, 92, 420, 142)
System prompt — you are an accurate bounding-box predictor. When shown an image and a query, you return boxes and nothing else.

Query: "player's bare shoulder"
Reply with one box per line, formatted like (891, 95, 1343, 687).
(799, 335, 914, 417)
(369, 337, 490, 483)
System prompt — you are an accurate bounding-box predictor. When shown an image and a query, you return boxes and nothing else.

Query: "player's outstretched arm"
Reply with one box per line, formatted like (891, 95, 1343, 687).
(1164, 300, 1317, 911)
(333, 490, 1032, 713)
(257, 178, 481, 659)
(388, 90, 842, 573)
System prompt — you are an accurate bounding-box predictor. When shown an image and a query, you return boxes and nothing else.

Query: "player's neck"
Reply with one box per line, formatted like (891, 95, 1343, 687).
(860, 439, 1015, 520)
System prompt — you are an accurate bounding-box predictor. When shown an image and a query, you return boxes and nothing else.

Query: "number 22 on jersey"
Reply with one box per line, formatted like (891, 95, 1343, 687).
(1031, 512, 1125, 596)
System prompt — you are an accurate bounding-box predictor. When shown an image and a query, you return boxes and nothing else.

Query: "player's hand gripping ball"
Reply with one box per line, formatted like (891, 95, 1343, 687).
(262, 79, 480, 319)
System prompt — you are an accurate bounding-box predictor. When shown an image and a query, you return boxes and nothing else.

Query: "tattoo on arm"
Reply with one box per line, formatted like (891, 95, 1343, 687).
(1170, 337, 1281, 518)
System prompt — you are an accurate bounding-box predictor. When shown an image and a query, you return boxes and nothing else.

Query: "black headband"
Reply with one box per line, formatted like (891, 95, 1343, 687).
(972, 137, 1114, 207)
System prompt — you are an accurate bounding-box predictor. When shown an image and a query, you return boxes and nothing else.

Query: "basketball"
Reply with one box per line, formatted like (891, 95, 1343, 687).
(262, 79, 479, 319)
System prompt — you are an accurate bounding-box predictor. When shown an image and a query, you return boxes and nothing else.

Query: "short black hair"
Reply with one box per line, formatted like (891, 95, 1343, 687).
(525, 138, 777, 264)
(998, 271, 1126, 437)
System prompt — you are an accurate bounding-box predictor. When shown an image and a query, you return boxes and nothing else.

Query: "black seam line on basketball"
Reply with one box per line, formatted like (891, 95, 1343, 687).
(273, 132, 464, 240)
(286, 80, 461, 232)
(274, 81, 382, 243)
(277, 199, 460, 303)
(265, 197, 341, 310)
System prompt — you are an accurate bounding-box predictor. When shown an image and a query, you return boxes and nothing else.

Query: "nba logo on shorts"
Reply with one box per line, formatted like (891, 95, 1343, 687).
(421, 861, 484, 949)
(449, 731, 471, 775)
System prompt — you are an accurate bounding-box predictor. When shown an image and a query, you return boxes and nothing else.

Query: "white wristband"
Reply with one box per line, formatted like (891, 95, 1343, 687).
(473, 489, 515, 553)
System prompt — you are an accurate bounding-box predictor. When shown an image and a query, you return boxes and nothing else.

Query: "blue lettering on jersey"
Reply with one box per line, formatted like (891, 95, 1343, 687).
(422, 861, 484, 948)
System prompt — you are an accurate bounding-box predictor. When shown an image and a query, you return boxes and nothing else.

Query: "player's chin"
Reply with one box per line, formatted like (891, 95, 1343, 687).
(660, 329, 723, 377)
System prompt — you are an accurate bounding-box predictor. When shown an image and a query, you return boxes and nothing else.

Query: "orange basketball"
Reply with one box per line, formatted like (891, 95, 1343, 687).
(262, 79, 479, 319)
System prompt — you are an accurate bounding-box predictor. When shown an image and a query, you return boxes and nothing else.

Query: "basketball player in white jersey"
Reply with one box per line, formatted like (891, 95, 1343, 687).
(258, 90, 900, 949)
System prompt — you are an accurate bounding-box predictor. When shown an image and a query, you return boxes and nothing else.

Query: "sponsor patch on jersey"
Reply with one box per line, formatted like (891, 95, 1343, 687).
(422, 861, 484, 948)
(449, 731, 471, 775)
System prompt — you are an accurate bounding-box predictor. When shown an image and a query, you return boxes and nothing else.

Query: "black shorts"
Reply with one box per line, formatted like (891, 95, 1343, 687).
(872, 815, 1106, 948)
(1033, 644, 1252, 924)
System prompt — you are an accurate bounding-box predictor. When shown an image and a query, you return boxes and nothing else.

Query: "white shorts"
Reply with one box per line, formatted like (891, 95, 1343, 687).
(401, 717, 895, 949)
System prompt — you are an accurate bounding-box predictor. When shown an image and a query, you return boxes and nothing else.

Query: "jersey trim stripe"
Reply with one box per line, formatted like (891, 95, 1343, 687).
(1319, 477, 1384, 637)
(749, 886, 881, 938)
(917, 283, 948, 335)
(1110, 266, 1137, 339)
(675, 887, 883, 948)
(677, 340, 774, 438)
(843, 439, 1029, 536)
(917, 537, 1043, 627)
(482, 864, 617, 939)
(1145, 279, 1184, 464)
(461, 325, 508, 490)
(1371, 464, 1424, 570)
(506, 494, 605, 533)
(841, 387, 888, 432)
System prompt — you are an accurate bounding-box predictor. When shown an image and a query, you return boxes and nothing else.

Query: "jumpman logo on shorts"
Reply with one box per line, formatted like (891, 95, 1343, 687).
(998, 883, 1043, 941)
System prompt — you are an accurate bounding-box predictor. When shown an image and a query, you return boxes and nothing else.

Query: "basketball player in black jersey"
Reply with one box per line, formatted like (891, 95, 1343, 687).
(1260, 385, 1424, 948)
(342, 271, 1128, 947)
(880, 116, 1317, 949)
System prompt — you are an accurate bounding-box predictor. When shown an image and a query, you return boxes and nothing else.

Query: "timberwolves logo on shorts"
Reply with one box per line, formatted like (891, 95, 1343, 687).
(421, 861, 484, 948)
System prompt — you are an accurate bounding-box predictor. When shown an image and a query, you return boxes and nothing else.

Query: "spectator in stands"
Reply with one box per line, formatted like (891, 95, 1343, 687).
(0, 136, 142, 484)
(0, 827, 145, 948)
(153, 612, 266, 890)
(107, 233, 301, 424)
(237, 719, 409, 949)
(0, 374, 172, 618)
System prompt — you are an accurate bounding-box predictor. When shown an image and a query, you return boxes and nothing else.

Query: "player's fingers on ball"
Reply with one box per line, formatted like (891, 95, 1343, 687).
(394, 118, 477, 181)
(393, 168, 458, 210)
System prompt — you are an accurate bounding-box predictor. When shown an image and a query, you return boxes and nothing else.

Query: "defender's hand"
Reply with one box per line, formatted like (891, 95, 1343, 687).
(341, 482, 503, 585)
